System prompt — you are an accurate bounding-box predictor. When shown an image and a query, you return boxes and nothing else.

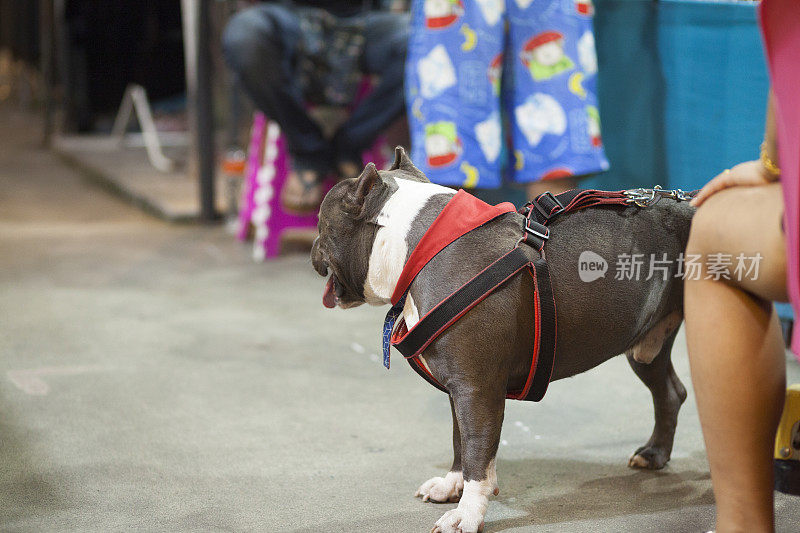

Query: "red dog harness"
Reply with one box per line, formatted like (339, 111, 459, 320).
(381, 186, 693, 402)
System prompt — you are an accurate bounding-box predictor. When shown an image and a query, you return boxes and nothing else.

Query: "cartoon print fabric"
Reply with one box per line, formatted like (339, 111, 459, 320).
(406, 0, 609, 188)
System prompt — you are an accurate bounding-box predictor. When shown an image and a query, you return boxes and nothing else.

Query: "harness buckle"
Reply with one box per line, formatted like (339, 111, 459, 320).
(533, 191, 564, 220)
(524, 218, 550, 241)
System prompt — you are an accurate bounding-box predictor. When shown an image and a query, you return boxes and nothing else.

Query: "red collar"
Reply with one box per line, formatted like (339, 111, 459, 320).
(390, 189, 516, 305)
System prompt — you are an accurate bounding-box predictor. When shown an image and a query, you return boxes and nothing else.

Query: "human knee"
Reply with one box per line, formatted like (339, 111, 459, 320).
(686, 188, 788, 299)
(687, 184, 783, 256)
(222, 9, 276, 73)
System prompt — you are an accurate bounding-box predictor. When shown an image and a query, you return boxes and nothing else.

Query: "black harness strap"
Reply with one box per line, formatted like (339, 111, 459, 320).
(518, 258, 557, 401)
(394, 247, 533, 358)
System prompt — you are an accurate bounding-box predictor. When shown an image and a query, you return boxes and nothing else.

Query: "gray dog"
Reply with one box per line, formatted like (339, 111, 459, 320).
(311, 148, 694, 532)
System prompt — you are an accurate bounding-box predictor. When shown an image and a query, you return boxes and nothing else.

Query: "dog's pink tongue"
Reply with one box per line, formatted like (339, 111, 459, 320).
(322, 277, 336, 308)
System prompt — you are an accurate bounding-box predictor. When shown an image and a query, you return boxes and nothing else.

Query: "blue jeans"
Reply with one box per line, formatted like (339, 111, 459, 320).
(223, 4, 410, 173)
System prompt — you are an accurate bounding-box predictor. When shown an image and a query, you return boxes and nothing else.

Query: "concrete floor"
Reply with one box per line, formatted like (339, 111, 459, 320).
(1, 107, 799, 532)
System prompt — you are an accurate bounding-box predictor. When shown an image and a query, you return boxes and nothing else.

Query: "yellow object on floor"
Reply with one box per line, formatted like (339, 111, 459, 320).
(775, 384, 800, 461)
(774, 384, 800, 495)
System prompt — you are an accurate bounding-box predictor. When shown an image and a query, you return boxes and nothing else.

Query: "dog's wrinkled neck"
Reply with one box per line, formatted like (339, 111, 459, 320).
(363, 178, 455, 305)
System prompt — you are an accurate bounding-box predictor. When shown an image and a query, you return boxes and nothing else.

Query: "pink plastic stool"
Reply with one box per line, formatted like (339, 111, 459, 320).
(237, 113, 387, 260)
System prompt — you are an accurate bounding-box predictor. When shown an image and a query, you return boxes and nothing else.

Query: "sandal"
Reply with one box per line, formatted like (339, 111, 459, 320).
(281, 168, 324, 214)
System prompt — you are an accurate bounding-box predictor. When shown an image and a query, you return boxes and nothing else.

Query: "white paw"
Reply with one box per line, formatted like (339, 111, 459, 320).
(415, 471, 464, 502)
(431, 479, 492, 533)
(431, 505, 485, 533)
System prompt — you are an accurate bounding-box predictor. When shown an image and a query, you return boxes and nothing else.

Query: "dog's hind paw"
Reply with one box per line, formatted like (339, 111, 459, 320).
(416, 471, 464, 503)
(628, 446, 670, 470)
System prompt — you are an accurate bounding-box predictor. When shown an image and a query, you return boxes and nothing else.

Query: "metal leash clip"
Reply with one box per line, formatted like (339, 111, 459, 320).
(623, 187, 657, 207)
(623, 185, 692, 207)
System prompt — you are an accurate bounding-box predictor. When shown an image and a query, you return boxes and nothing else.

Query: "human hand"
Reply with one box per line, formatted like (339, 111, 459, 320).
(690, 160, 777, 208)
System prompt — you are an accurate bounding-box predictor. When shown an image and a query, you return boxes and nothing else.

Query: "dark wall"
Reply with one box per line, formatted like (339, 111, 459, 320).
(63, 0, 186, 130)
(0, 0, 39, 63)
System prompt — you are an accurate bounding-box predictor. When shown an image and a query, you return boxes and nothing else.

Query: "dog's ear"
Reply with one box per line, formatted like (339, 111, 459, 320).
(389, 146, 429, 183)
(343, 162, 380, 216)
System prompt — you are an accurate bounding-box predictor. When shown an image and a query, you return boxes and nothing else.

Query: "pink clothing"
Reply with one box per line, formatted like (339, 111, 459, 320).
(760, 0, 800, 360)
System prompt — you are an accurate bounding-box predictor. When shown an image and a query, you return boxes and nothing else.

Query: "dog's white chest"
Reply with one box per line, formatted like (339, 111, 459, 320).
(363, 179, 454, 304)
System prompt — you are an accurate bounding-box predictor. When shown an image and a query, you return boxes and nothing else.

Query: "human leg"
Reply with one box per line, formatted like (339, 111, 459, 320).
(685, 183, 788, 532)
(222, 4, 333, 211)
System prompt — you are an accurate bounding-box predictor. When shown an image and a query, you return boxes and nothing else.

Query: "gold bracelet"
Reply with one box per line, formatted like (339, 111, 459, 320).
(761, 142, 781, 177)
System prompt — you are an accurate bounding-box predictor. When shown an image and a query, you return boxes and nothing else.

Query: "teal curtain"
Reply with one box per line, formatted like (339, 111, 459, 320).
(586, 0, 769, 191)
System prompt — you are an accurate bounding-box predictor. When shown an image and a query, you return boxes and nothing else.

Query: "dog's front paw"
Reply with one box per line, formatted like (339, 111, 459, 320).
(431, 506, 484, 533)
(431, 480, 492, 533)
(415, 471, 464, 502)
